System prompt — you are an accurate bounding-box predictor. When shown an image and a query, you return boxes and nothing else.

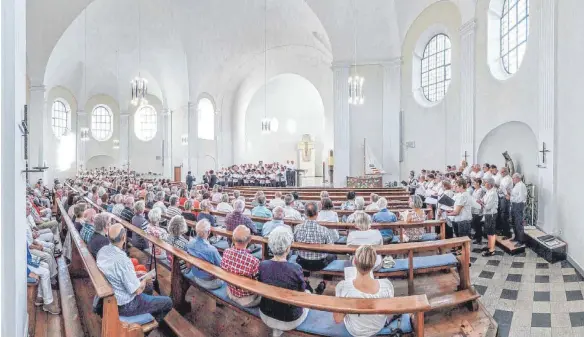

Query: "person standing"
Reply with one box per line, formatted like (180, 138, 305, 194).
(478, 178, 498, 257)
(510, 173, 527, 247)
(497, 167, 513, 239)
(186, 171, 194, 191)
(209, 170, 218, 188)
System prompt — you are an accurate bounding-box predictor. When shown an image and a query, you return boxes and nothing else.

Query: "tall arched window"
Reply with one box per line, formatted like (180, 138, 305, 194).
(91, 105, 113, 141)
(198, 97, 215, 140)
(421, 34, 451, 103)
(51, 99, 70, 138)
(500, 0, 529, 74)
(134, 105, 157, 141)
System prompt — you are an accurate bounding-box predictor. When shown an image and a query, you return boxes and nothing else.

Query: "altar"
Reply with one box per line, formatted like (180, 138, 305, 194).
(346, 175, 383, 188)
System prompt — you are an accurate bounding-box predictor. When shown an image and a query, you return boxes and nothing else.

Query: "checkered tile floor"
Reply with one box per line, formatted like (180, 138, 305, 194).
(470, 242, 584, 337)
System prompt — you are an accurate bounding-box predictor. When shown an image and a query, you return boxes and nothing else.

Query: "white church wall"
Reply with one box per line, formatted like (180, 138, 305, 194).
(476, 121, 538, 183)
(473, 0, 540, 172)
(556, 0, 584, 272)
(400, 1, 462, 176)
(243, 74, 326, 172)
(45, 86, 78, 181)
(83, 94, 121, 168)
(128, 97, 164, 174)
(348, 64, 384, 177)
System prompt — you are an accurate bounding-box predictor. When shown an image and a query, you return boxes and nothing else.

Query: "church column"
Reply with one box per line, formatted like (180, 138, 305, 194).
(28, 83, 47, 180)
(381, 57, 402, 183)
(119, 111, 129, 169)
(162, 108, 172, 178)
(188, 101, 198, 176)
(459, 20, 476, 164)
(537, 0, 557, 234)
(76, 110, 88, 171)
(332, 63, 350, 187)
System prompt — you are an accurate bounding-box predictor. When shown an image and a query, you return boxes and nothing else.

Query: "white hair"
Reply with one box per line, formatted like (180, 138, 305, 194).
(272, 206, 284, 220)
(377, 197, 388, 209)
(148, 207, 162, 224)
(234, 199, 245, 212)
(355, 196, 365, 210)
(268, 227, 293, 256)
(196, 219, 211, 236)
(512, 173, 522, 179)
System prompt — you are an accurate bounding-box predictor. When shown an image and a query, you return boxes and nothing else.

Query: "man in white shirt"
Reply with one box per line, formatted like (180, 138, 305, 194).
(478, 177, 498, 256)
(510, 173, 528, 247)
(461, 160, 471, 177)
(482, 164, 493, 181)
(497, 167, 513, 239)
(268, 191, 285, 208)
(283, 194, 302, 220)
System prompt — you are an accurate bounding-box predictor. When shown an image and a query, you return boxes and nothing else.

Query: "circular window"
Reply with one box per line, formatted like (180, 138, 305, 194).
(51, 99, 71, 139)
(91, 105, 113, 141)
(134, 105, 157, 141)
(500, 0, 529, 74)
(420, 34, 452, 103)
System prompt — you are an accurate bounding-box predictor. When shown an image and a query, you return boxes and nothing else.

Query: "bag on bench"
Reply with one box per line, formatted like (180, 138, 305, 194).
(383, 313, 413, 336)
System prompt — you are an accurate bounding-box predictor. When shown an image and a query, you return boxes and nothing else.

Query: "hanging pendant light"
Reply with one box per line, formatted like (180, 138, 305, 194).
(348, 0, 364, 105)
(131, 0, 148, 106)
(260, 0, 277, 134)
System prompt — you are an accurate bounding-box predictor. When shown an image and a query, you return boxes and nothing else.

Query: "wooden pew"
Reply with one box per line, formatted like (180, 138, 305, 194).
(58, 200, 159, 337)
(57, 256, 84, 337)
(27, 279, 38, 337)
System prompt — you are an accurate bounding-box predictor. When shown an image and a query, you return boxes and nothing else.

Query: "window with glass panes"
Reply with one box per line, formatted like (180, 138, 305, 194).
(500, 0, 529, 74)
(91, 105, 113, 141)
(51, 99, 70, 138)
(135, 105, 157, 141)
(421, 34, 451, 103)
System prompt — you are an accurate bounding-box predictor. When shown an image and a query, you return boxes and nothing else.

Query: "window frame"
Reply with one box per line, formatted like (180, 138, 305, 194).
(90, 104, 114, 142)
(197, 97, 215, 141)
(51, 98, 71, 139)
(500, 0, 529, 75)
(420, 33, 452, 103)
(134, 105, 158, 142)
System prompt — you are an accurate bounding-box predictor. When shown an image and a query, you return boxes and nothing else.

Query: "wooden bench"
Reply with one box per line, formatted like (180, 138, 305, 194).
(57, 256, 84, 337)
(27, 278, 38, 337)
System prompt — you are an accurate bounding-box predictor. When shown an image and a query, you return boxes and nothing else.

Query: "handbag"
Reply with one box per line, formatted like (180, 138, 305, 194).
(382, 256, 396, 269)
(383, 313, 414, 336)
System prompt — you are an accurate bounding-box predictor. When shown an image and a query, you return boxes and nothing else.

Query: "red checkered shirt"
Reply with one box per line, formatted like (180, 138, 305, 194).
(220, 247, 259, 298)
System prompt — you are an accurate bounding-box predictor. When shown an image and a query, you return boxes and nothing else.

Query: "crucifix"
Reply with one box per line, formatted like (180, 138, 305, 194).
(538, 142, 551, 167)
(462, 151, 469, 162)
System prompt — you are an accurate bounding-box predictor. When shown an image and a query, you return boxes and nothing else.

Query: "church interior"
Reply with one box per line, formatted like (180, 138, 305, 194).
(2, 0, 584, 336)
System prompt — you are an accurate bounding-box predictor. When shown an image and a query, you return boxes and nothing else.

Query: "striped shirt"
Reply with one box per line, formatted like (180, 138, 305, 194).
(166, 206, 182, 218)
(96, 245, 141, 306)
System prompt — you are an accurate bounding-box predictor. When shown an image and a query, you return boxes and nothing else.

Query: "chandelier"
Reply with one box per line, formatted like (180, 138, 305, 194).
(259, 0, 278, 134)
(80, 128, 90, 142)
(348, 0, 364, 106)
(131, 76, 148, 106)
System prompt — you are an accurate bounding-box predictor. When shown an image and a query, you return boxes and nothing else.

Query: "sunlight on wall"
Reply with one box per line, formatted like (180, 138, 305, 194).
(57, 133, 76, 171)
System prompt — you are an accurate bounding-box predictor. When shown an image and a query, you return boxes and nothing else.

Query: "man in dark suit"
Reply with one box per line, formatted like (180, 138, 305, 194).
(209, 170, 218, 188)
(186, 171, 194, 191)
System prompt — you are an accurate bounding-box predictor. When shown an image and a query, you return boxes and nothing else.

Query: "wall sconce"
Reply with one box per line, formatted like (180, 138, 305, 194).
(113, 139, 120, 149)
(80, 128, 90, 142)
(181, 134, 188, 146)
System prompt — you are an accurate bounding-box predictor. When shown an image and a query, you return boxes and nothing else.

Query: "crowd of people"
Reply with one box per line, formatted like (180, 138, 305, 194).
(212, 161, 299, 187)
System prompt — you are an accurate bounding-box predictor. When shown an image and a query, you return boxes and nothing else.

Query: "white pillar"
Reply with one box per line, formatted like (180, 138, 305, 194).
(537, 0, 557, 233)
(188, 101, 199, 176)
(76, 110, 88, 171)
(28, 83, 46, 181)
(162, 108, 172, 178)
(459, 20, 476, 164)
(381, 57, 402, 183)
(332, 64, 350, 187)
(119, 111, 129, 169)
(1, 0, 28, 334)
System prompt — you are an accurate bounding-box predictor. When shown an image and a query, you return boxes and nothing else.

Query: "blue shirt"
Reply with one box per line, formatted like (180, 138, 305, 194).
(186, 237, 222, 280)
(372, 209, 397, 238)
(262, 220, 292, 237)
(96, 245, 141, 305)
(197, 212, 216, 227)
(251, 205, 272, 231)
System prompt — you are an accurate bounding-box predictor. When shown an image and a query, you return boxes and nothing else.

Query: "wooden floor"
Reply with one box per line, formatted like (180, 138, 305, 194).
(33, 290, 63, 337)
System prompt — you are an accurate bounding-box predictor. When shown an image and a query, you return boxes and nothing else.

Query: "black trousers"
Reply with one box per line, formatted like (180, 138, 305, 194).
(296, 254, 337, 272)
(497, 197, 511, 237)
(511, 202, 525, 243)
(472, 214, 483, 243)
(444, 222, 454, 239)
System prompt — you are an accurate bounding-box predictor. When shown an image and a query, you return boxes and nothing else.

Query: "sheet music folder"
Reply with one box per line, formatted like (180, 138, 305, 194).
(438, 194, 455, 207)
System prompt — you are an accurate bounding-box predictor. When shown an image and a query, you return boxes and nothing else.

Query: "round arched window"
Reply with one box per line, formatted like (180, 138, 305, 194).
(51, 99, 71, 138)
(134, 105, 157, 141)
(197, 97, 215, 141)
(420, 34, 451, 103)
(91, 105, 113, 141)
(500, 0, 529, 74)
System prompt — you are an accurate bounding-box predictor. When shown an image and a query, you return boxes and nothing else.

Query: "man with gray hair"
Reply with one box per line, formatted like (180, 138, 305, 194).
(88, 213, 111, 258)
(225, 199, 257, 234)
(510, 173, 527, 247)
(497, 167, 513, 239)
(186, 219, 224, 289)
(478, 177, 499, 257)
(283, 194, 302, 221)
(268, 191, 285, 209)
(262, 206, 292, 237)
(153, 191, 167, 214)
(166, 195, 182, 218)
(251, 195, 272, 232)
(293, 202, 336, 271)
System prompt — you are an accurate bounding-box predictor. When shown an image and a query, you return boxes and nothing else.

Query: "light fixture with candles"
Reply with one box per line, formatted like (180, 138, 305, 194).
(259, 0, 278, 134)
(130, 0, 148, 106)
(80, 128, 90, 142)
(348, 0, 364, 105)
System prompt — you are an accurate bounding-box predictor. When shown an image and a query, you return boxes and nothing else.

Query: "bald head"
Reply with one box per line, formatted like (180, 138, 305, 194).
(108, 223, 126, 246)
(233, 225, 251, 248)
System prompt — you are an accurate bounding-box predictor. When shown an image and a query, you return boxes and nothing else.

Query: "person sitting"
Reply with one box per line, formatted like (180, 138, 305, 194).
(88, 213, 111, 258)
(197, 200, 217, 227)
(346, 212, 383, 270)
(216, 193, 234, 213)
(259, 227, 308, 336)
(178, 189, 188, 207)
(317, 191, 330, 210)
(221, 225, 261, 307)
(283, 194, 302, 221)
(251, 191, 265, 207)
(111, 194, 125, 217)
(293, 202, 336, 271)
(145, 191, 155, 209)
(72, 203, 87, 232)
(120, 195, 135, 223)
(164, 215, 189, 273)
(346, 197, 371, 223)
(144, 207, 169, 259)
(251, 195, 273, 232)
(372, 198, 397, 244)
(131, 201, 150, 250)
(365, 193, 380, 211)
(27, 201, 59, 236)
(268, 191, 285, 209)
(333, 245, 395, 336)
(402, 195, 427, 242)
(186, 219, 224, 289)
(181, 199, 197, 222)
(291, 192, 305, 211)
(225, 199, 258, 234)
(211, 185, 223, 203)
(27, 245, 60, 314)
(97, 223, 173, 323)
(80, 208, 97, 243)
(153, 191, 167, 214)
(262, 206, 292, 237)
(341, 191, 357, 211)
(166, 195, 182, 218)
(317, 198, 339, 222)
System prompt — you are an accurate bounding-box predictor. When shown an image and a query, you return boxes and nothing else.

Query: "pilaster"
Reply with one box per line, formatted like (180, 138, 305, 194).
(28, 84, 47, 179)
(162, 108, 172, 178)
(332, 64, 350, 187)
(76, 110, 88, 171)
(381, 57, 402, 183)
(459, 20, 476, 163)
(119, 111, 130, 168)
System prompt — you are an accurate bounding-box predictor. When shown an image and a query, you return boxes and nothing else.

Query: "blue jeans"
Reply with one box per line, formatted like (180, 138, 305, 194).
(119, 293, 173, 323)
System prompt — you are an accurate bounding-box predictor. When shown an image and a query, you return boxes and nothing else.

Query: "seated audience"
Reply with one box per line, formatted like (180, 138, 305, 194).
(186, 219, 224, 289)
(145, 207, 169, 258)
(372, 197, 397, 243)
(346, 197, 371, 223)
(97, 223, 173, 323)
(145, 191, 155, 209)
(153, 191, 167, 214)
(402, 195, 427, 242)
(221, 225, 261, 307)
(262, 206, 292, 237)
(283, 194, 302, 221)
(225, 199, 258, 234)
(216, 193, 234, 213)
(120, 195, 135, 223)
(293, 202, 336, 271)
(317, 198, 339, 222)
(197, 200, 217, 227)
(164, 215, 189, 273)
(259, 227, 308, 336)
(88, 213, 111, 258)
(73, 203, 87, 232)
(178, 189, 188, 206)
(334, 245, 395, 336)
(341, 191, 357, 211)
(365, 193, 380, 211)
(79, 208, 97, 243)
(27, 245, 60, 314)
(251, 195, 272, 231)
(181, 199, 198, 222)
(251, 191, 265, 207)
(292, 192, 305, 211)
(268, 191, 285, 209)
(166, 195, 182, 218)
(346, 212, 382, 270)
(131, 201, 150, 250)
(111, 194, 125, 217)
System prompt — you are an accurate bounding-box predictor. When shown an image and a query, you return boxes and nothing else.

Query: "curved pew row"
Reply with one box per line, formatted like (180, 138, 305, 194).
(233, 192, 411, 202)
(213, 200, 412, 212)
(225, 186, 408, 194)
(82, 199, 432, 337)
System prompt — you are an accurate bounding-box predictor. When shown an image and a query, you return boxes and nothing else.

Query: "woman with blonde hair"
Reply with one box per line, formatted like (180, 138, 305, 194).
(334, 245, 394, 337)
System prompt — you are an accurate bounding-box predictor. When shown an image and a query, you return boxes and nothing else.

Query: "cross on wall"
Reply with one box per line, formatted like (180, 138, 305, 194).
(537, 142, 551, 168)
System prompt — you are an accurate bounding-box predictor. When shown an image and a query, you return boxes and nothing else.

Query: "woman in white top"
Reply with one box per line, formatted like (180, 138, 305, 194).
(317, 198, 340, 242)
(447, 179, 473, 239)
(346, 212, 382, 270)
(334, 245, 394, 337)
(470, 179, 485, 244)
